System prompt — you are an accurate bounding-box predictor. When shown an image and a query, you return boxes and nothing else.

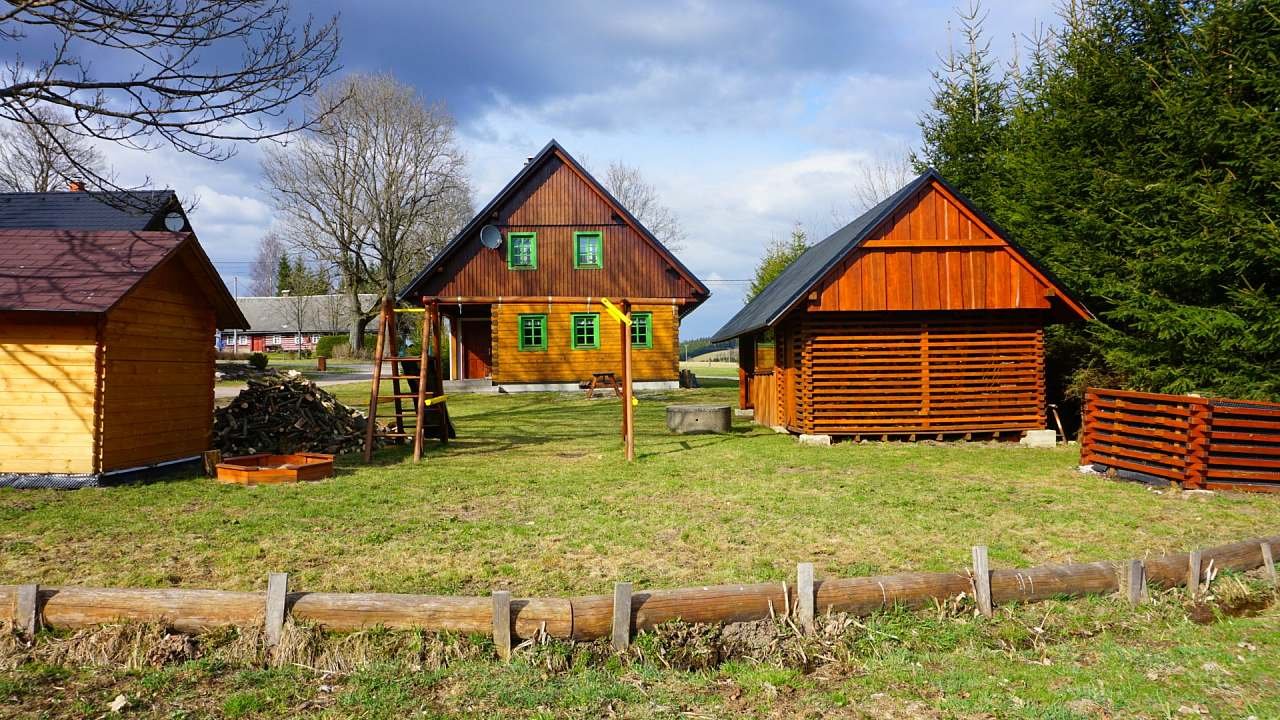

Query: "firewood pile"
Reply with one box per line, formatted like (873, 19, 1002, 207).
(213, 372, 384, 456)
(214, 362, 284, 382)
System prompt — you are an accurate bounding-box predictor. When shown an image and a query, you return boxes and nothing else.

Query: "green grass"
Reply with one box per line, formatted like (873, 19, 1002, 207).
(2, 384, 1279, 717)
(679, 360, 739, 378)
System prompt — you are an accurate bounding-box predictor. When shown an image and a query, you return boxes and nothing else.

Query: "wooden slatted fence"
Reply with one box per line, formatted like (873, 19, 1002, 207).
(1082, 388, 1280, 493)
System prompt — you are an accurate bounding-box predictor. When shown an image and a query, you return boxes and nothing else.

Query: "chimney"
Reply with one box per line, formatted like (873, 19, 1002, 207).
(68, 180, 84, 192)
(524, 156, 534, 166)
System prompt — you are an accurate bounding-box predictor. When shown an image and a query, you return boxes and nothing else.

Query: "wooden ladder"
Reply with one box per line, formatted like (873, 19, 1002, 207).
(363, 298, 451, 462)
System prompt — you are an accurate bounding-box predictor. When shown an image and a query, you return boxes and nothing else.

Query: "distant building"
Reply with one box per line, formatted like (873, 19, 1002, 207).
(219, 294, 379, 352)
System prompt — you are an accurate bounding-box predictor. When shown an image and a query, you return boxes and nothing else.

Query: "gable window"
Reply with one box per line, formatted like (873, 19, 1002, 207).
(630, 312, 653, 349)
(518, 314, 547, 351)
(573, 231, 603, 269)
(507, 232, 537, 270)
(270, 335, 282, 345)
(570, 313, 600, 350)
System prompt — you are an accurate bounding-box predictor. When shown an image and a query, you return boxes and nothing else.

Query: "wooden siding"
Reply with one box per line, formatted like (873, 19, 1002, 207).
(811, 181, 1054, 313)
(414, 157, 700, 301)
(100, 259, 216, 471)
(490, 302, 679, 384)
(782, 313, 1046, 436)
(0, 313, 98, 474)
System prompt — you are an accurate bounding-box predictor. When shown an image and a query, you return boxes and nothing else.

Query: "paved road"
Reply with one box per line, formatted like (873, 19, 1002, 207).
(214, 366, 373, 398)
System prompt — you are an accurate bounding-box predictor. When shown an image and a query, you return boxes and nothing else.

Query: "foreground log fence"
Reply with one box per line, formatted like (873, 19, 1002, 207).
(5, 535, 1277, 659)
(1082, 388, 1280, 493)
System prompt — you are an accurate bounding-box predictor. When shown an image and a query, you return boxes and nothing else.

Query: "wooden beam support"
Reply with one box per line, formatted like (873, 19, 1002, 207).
(1126, 559, 1145, 606)
(1188, 549, 1203, 598)
(265, 573, 288, 647)
(1261, 543, 1276, 587)
(611, 582, 633, 652)
(972, 546, 992, 617)
(796, 563, 815, 633)
(14, 584, 38, 636)
(492, 591, 512, 661)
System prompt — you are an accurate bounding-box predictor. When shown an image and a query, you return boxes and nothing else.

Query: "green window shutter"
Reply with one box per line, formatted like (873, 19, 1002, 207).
(570, 313, 600, 350)
(507, 232, 538, 270)
(630, 312, 652, 349)
(573, 231, 603, 269)
(517, 314, 547, 351)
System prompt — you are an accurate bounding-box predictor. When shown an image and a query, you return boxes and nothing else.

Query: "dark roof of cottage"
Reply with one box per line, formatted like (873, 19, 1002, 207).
(397, 138, 710, 305)
(231, 294, 379, 334)
(0, 190, 181, 230)
(0, 229, 247, 327)
(710, 168, 1090, 342)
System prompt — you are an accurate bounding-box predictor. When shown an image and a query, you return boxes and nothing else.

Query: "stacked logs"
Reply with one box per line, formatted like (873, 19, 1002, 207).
(213, 372, 380, 456)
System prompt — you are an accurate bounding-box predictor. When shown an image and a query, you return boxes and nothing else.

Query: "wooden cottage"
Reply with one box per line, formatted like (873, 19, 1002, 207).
(0, 229, 247, 487)
(713, 169, 1091, 439)
(399, 140, 709, 391)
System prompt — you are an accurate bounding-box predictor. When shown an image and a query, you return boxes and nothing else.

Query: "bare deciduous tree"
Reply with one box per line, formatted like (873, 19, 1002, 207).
(850, 152, 915, 213)
(0, 0, 339, 193)
(262, 73, 471, 353)
(604, 161, 686, 251)
(249, 231, 286, 296)
(0, 107, 106, 191)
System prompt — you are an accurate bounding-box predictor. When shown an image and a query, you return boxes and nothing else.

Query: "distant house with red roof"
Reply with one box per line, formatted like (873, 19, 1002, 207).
(0, 222, 247, 487)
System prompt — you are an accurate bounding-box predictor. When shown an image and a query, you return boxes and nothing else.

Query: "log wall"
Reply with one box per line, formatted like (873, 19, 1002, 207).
(490, 302, 680, 384)
(1083, 388, 1280, 493)
(100, 260, 216, 472)
(0, 312, 99, 474)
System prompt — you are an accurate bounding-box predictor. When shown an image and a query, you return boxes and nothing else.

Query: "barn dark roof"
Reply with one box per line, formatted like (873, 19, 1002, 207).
(0, 190, 179, 230)
(0, 229, 247, 327)
(710, 172, 932, 342)
(711, 168, 1090, 342)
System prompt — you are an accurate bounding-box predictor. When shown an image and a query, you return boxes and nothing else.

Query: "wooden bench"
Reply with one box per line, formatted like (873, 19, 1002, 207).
(584, 372, 623, 398)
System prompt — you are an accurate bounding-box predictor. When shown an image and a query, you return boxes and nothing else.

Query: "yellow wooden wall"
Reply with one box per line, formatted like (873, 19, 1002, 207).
(0, 313, 99, 474)
(99, 259, 216, 472)
(491, 303, 680, 383)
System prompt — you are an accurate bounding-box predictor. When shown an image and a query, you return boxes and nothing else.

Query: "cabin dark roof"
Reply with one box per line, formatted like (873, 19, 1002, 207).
(0, 229, 247, 327)
(397, 139, 709, 306)
(0, 190, 179, 231)
(711, 168, 1091, 342)
(232, 294, 379, 333)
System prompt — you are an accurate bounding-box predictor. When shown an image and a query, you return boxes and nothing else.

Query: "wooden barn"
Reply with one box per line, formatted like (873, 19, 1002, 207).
(0, 229, 247, 487)
(713, 169, 1091, 439)
(399, 140, 709, 391)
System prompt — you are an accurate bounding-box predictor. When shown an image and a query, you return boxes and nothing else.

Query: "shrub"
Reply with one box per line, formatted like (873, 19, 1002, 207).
(315, 334, 375, 358)
(248, 353, 269, 371)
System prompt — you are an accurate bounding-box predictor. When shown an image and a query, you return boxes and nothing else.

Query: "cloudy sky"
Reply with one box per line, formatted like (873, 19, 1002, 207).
(88, 0, 1058, 339)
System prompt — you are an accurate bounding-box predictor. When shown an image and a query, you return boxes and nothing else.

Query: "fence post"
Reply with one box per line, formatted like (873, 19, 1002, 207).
(1126, 559, 1145, 606)
(492, 591, 512, 661)
(1185, 400, 1211, 490)
(1188, 549, 1203, 598)
(796, 563, 815, 633)
(14, 584, 38, 637)
(265, 573, 289, 648)
(972, 546, 992, 617)
(1262, 543, 1277, 588)
(611, 582, 633, 652)
(1080, 390, 1097, 464)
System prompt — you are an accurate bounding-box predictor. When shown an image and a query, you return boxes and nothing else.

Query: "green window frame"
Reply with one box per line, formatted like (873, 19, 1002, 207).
(517, 314, 547, 351)
(570, 313, 600, 350)
(573, 231, 603, 269)
(630, 312, 653, 349)
(507, 232, 537, 270)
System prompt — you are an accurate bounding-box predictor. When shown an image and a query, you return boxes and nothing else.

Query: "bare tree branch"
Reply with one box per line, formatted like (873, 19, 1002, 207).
(603, 161, 686, 252)
(0, 105, 107, 190)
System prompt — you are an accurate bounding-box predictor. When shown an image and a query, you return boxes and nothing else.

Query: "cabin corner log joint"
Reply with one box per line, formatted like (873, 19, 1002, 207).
(715, 169, 1092, 439)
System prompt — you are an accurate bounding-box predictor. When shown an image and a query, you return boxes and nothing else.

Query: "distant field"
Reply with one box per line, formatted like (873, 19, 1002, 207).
(680, 359, 739, 378)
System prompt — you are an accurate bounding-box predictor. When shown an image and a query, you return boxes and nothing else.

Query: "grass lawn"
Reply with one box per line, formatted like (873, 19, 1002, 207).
(2, 383, 1279, 718)
(679, 360, 739, 378)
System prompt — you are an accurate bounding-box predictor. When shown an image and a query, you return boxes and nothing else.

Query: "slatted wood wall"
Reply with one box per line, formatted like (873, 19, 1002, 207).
(775, 313, 1045, 436)
(1081, 388, 1280, 493)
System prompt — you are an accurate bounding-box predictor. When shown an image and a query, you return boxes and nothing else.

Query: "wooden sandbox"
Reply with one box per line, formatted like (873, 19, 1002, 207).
(215, 453, 335, 485)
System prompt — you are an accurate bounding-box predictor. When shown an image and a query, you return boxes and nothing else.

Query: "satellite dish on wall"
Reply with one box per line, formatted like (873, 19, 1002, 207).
(163, 212, 186, 232)
(479, 225, 502, 249)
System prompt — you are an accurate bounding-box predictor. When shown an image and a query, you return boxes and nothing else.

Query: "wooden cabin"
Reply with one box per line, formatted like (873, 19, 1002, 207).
(0, 229, 247, 487)
(713, 169, 1091, 439)
(399, 140, 709, 391)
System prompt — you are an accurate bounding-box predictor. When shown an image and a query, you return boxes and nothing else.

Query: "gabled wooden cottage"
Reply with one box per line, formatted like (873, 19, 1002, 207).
(713, 169, 1091, 439)
(399, 140, 709, 390)
(0, 229, 247, 487)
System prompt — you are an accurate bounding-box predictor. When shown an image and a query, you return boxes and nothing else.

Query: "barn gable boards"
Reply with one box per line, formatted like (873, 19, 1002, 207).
(399, 140, 708, 307)
(808, 177, 1086, 316)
